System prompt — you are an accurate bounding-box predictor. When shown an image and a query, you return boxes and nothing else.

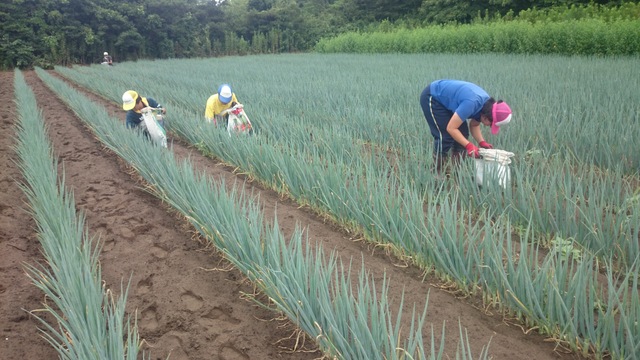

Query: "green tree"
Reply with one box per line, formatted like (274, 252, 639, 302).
(418, 0, 495, 24)
(115, 30, 145, 60)
(0, 0, 44, 68)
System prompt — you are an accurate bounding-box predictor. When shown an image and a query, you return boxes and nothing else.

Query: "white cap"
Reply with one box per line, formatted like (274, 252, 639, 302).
(218, 84, 232, 104)
(104, 52, 108, 56)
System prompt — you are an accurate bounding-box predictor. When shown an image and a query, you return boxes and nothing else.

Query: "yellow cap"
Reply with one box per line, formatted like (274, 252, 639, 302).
(122, 90, 138, 111)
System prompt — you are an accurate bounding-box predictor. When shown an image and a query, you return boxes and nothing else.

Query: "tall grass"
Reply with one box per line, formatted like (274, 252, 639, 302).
(315, 19, 640, 56)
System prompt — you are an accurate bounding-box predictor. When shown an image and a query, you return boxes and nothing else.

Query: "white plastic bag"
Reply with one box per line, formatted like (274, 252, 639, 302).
(226, 104, 253, 136)
(474, 149, 514, 188)
(140, 107, 167, 148)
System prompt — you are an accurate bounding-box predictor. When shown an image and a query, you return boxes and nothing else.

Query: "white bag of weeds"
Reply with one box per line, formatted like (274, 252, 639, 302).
(225, 104, 253, 136)
(140, 107, 167, 148)
(474, 148, 514, 188)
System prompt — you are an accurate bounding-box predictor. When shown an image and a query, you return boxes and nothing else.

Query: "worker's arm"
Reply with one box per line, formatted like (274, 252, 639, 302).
(446, 113, 472, 146)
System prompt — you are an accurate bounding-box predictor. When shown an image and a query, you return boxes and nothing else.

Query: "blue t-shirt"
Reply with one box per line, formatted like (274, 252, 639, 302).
(429, 80, 489, 122)
(125, 97, 160, 128)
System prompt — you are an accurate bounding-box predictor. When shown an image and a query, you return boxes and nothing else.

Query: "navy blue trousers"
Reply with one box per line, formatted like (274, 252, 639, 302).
(419, 86, 469, 156)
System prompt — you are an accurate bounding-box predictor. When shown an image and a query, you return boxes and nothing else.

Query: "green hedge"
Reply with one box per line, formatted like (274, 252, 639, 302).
(315, 19, 640, 56)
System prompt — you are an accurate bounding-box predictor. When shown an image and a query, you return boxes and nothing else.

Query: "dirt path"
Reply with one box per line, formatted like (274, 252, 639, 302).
(0, 70, 583, 359)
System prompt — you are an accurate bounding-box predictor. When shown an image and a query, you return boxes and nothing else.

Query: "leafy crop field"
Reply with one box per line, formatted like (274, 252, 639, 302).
(1, 52, 639, 359)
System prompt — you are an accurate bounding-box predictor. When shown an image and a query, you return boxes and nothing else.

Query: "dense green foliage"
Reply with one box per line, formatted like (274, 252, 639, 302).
(316, 18, 640, 55)
(0, 0, 638, 68)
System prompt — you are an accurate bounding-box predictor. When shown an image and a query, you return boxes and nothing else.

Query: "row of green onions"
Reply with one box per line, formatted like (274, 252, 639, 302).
(13, 70, 143, 360)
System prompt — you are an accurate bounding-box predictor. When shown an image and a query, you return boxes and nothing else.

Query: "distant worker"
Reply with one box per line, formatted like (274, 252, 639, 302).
(122, 90, 166, 130)
(102, 52, 113, 66)
(419, 79, 512, 175)
(205, 84, 239, 125)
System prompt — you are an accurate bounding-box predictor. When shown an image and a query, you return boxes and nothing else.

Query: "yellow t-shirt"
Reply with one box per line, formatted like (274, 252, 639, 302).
(205, 93, 238, 121)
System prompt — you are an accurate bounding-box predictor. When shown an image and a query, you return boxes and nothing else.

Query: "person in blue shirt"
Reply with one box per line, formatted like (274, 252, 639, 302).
(121, 90, 166, 130)
(419, 79, 512, 175)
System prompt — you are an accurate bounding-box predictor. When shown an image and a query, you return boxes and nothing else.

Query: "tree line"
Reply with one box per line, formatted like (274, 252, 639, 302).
(0, 0, 634, 69)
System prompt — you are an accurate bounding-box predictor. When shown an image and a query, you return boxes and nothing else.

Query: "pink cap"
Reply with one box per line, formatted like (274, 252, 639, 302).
(491, 101, 512, 135)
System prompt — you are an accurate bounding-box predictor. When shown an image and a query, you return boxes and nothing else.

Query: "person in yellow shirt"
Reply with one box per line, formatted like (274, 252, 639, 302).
(204, 84, 239, 125)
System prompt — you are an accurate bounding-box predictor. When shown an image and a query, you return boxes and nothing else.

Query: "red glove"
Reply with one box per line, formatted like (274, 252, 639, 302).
(479, 140, 493, 149)
(465, 142, 481, 158)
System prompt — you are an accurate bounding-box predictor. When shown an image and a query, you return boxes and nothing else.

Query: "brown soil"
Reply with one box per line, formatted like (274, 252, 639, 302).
(0, 70, 585, 360)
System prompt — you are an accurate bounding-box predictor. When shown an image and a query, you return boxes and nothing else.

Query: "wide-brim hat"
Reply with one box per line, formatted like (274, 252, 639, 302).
(122, 90, 139, 111)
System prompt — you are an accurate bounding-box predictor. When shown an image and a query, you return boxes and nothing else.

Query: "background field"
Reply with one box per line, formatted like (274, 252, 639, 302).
(2, 52, 639, 359)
